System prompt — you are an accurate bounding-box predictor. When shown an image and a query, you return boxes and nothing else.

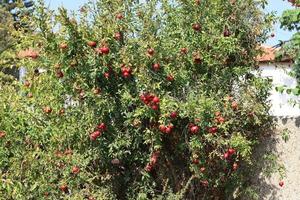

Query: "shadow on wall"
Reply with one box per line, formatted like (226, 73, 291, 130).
(277, 116, 300, 127)
(246, 116, 300, 200)
(247, 125, 280, 199)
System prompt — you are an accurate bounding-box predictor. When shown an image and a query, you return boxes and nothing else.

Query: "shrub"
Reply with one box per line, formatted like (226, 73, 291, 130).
(0, 0, 274, 199)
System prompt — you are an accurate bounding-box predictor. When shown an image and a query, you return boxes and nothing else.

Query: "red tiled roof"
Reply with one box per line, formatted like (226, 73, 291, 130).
(257, 45, 292, 63)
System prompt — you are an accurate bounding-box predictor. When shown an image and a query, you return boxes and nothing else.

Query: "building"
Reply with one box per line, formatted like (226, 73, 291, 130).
(257, 45, 300, 117)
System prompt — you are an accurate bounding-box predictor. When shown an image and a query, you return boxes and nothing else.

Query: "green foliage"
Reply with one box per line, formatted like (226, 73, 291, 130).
(262, 152, 286, 179)
(281, 128, 291, 143)
(279, 0, 300, 89)
(229, 133, 253, 163)
(281, 8, 300, 31)
(0, 0, 34, 69)
(237, 186, 260, 200)
(0, 8, 14, 59)
(0, 0, 274, 199)
(0, 8, 19, 83)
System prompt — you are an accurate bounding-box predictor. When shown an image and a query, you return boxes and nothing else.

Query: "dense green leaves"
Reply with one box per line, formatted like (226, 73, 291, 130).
(281, 9, 300, 31)
(0, 0, 274, 199)
(279, 0, 300, 87)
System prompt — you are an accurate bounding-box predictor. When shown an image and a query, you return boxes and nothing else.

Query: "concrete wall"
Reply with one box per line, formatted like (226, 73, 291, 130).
(251, 117, 300, 199)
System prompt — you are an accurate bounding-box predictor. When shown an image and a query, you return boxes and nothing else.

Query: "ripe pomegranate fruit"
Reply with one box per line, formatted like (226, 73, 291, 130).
(192, 159, 199, 164)
(223, 152, 229, 159)
(192, 23, 201, 32)
(93, 88, 101, 95)
(59, 43, 68, 50)
(97, 123, 107, 131)
(43, 106, 52, 114)
(121, 66, 132, 78)
(59, 184, 68, 193)
(56, 70, 64, 78)
(228, 148, 236, 155)
(87, 41, 97, 47)
(270, 33, 275, 38)
(231, 101, 238, 110)
(59, 108, 65, 115)
(114, 32, 122, 40)
(208, 126, 218, 134)
(180, 47, 188, 54)
(190, 125, 199, 134)
(145, 163, 153, 172)
(166, 74, 174, 81)
(152, 63, 160, 71)
(152, 96, 160, 104)
(279, 180, 284, 187)
(99, 46, 110, 55)
(223, 27, 231, 37)
(72, 166, 80, 174)
(200, 180, 209, 187)
(90, 130, 101, 141)
(147, 48, 155, 56)
(116, 13, 123, 20)
(24, 80, 31, 87)
(170, 111, 178, 119)
(0, 131, 6, 138)
(215, 116, 225, 124)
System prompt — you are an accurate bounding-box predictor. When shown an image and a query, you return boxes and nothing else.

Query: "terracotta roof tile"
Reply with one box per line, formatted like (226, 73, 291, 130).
(257, 46, 276, 62)
(257, 45, 292, 63)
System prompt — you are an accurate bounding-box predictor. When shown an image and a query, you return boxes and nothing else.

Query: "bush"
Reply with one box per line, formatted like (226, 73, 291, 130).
(0, 0, 274, 199)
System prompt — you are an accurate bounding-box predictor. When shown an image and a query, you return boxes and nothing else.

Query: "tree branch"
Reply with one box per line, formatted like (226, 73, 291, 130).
(272, 39, 293, 48)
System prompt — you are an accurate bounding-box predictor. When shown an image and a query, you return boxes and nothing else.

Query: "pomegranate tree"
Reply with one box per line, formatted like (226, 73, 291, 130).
(0, 0, 275, 199)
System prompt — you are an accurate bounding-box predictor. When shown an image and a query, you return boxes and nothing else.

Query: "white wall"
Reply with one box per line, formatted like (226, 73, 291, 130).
(259, 63, 300, 117)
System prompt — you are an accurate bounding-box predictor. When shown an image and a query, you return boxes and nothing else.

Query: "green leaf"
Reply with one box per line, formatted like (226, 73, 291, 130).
(292, 88, 300, 96)
(275, 86, 285, 93)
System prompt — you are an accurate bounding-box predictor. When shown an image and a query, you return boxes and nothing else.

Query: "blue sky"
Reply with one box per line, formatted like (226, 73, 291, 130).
(44, 0, 294, 46)
(265, 0, 295, 46)
(44, 0, 89, 11)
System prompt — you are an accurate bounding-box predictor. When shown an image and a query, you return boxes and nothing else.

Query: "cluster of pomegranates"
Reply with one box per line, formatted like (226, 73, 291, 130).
(90, 122, 106, 141)
(121, 64, 132, 78)
(159, 124, 174, 134)
(223, 148, 236, 160)
(140, 93, 160, 110)
(207, 126, 218, 134)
